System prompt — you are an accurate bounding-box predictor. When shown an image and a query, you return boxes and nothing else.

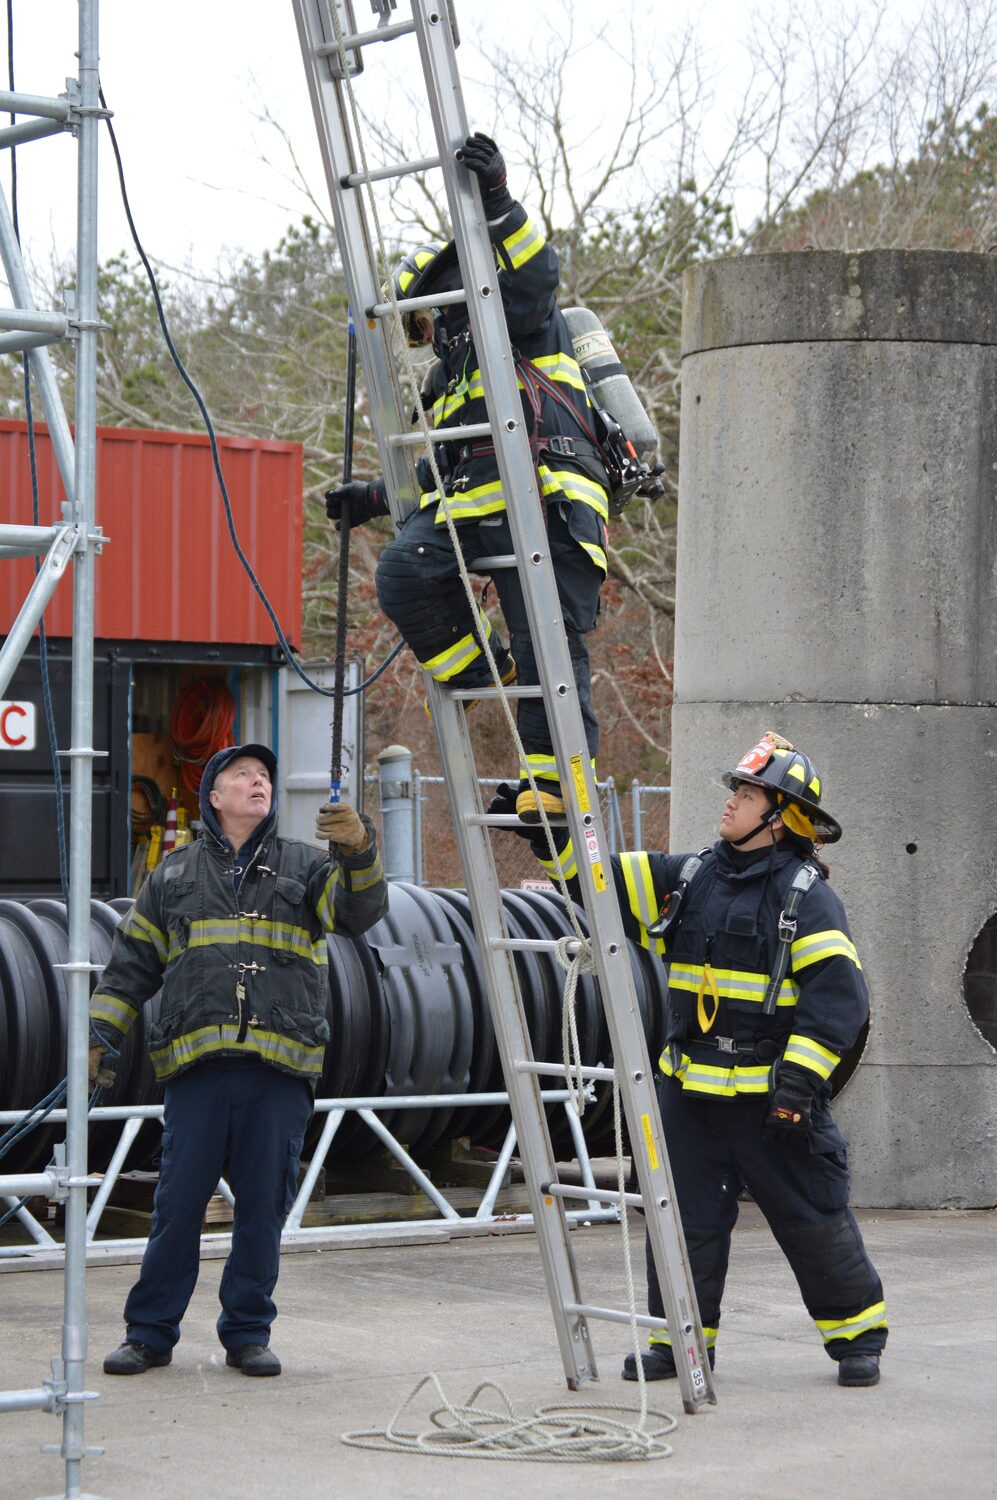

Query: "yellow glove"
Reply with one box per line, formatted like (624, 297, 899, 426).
(315, 802, 369, 853)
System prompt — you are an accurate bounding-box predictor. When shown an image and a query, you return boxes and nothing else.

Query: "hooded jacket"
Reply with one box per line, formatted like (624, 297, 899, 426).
(90, 746, 388, 1085)
(539, 835, 868, 1105)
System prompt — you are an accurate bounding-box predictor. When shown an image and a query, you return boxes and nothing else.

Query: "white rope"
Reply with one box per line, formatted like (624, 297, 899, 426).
(341, 1372, 676, 1462)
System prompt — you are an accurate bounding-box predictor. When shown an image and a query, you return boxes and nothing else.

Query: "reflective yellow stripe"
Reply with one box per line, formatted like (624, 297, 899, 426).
(539, 837, 578, 882)
(669, 962, 798, 1008)
(340, 852, 385, 899)
(783, 1032, 841, 1080)
(421, 611, 494, 680)
(792, 928, 862, 972)
(531, 351, 587, 392)
(427, 482, 507, 522)
(148, 1024, 325, 1081)
(536, 462, 611, 525)
(649, 1326, 718, 1350)
(501, 214, 544, 269)
(658, 1049, 771, 1096)
(520, 752, 559, 782)
(89, 992, 135, 1033)
(814, 1301, 888, 1343)
(619, 853, 665, 954)
(169, 917, 327, 967)
(121, 907, 168, 964)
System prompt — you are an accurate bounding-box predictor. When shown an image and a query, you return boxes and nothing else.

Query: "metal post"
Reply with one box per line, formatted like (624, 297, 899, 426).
(631, 777, 642, 849)
(51, 0, 104, 1493)
(377, 743, 414, 883)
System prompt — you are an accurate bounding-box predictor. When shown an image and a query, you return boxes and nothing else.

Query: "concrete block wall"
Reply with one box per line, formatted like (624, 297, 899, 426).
(673, 250, 997, 1207)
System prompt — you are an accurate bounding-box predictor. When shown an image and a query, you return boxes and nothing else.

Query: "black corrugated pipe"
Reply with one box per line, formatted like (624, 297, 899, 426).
(0, 884, 671, 1173)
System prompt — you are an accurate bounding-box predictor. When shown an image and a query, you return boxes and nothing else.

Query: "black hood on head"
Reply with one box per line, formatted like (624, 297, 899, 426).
(199, 742, 278, 844)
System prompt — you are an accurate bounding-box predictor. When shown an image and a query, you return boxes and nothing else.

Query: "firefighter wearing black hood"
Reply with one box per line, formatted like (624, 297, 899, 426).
(89, 744, 387, 1378)
(325, 133, 612, 824)
(514, 730, 888, 1388)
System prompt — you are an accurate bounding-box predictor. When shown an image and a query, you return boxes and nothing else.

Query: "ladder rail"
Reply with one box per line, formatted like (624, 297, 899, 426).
(291, 0, 715, 1412)
(291, 0, 421, 516)
(410, 0, 715, 1412)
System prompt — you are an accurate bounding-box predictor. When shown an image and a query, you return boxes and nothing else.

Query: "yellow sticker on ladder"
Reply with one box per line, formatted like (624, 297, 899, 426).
(584, 826, 607, 891)
(569, 754, 591, 813)
(641, 1113, 659, 1171)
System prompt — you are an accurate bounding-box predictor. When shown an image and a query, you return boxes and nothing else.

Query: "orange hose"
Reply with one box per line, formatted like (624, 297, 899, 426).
(169, 678, 236, 794)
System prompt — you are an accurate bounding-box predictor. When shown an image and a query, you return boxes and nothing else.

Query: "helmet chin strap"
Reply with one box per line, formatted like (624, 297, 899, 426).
(729, 800, 781, 848)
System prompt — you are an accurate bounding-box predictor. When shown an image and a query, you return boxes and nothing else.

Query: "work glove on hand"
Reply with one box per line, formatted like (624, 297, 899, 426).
(316, 801, 369, 854)
(88, 1044, 116, 1091)
(488, 782, 538, 838)
(763, 1064, 818, 1140)
(324, 479, 388, 529)
(462, 132, 514, 218)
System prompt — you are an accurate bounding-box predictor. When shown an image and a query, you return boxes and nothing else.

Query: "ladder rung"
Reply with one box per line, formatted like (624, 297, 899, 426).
(540, 1182, 645, 1209)
(341, 154, 441, 188)
(467, 554, 517, 571)
(445, 682, 543, 702)
(366, 288, 467, 321)
(388, 420, 492, 449)
(514, 1059, 615, 1080)
(315, 19, 415, 55)
(464, 807, 560, 831)
(564, 1304, 687, 1336)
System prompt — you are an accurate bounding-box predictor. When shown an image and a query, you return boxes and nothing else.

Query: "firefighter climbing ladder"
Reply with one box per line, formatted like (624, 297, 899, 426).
(291, 0, 715, 1412)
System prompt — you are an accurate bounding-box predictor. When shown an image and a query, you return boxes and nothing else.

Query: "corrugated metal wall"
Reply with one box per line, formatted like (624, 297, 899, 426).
(0, 421, 302, 644)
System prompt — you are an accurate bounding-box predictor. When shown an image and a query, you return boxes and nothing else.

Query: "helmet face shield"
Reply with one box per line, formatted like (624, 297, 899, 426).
(717, 731, 842, 844)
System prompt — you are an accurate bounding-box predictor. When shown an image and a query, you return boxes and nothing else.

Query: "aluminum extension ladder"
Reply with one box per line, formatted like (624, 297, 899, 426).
(290, 0, 715, 1413)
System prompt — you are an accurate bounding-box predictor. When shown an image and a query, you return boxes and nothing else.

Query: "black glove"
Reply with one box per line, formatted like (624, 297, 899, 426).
(462, 132, 514, 217)
(488, 782, 543, 842)
(763, 1064, 818, 1139)
(324, 479, 388, 528)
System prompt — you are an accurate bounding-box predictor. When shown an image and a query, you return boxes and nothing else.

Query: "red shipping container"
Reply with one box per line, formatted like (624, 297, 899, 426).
(0, 420, 303, 645)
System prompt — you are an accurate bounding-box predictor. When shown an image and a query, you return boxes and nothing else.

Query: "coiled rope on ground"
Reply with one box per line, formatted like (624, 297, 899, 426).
(341, 1373, 677, 1462)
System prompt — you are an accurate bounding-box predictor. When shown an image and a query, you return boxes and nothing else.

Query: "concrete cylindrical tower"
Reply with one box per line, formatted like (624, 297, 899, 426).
(673, 250, 996, 1208)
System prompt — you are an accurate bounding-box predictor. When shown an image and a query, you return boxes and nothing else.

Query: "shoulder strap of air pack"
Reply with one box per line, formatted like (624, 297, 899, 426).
(646, 846, 714, 939)
(761, 861, 820, 1015)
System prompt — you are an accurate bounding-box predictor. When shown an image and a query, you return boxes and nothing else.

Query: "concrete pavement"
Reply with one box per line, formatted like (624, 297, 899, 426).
(3, 1204, 995, 1500)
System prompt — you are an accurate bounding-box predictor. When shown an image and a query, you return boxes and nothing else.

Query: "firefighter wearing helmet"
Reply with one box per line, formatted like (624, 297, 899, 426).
(529, 731, 888, 1388)
(324, 133, 612, 823)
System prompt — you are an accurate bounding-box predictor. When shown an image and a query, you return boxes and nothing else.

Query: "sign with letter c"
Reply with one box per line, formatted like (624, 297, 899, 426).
(0, 700, 37, 750)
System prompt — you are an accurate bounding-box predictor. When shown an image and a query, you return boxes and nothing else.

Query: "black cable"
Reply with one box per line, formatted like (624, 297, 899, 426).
(97, 86, 404, 700)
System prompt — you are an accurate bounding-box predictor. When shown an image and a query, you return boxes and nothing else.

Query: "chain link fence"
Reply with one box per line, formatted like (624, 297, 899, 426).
(367, 771, 671, 890)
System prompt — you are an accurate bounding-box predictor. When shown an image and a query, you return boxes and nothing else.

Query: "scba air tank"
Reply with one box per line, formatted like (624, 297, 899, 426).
(562, 306, 659, 463)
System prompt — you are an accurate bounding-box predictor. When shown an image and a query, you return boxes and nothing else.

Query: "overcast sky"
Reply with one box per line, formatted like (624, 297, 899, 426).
(0, 0, 979, 292)
(1, 0, 786, 284)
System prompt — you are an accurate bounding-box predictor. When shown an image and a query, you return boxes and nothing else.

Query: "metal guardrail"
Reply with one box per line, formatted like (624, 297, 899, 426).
(0, 1086, 619, 1268)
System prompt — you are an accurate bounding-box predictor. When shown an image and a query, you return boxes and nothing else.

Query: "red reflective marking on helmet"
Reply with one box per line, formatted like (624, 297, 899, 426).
(734, 734, 777, 777)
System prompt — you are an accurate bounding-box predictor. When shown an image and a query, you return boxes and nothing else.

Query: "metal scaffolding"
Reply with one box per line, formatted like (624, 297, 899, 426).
(0, 2, 107, 1496)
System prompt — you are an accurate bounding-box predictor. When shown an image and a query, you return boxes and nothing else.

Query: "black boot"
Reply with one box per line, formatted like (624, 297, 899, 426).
(621, 1344, 715, 1381)
(837, 1353, 881, 1386)
(103, 1340, 172, 1375)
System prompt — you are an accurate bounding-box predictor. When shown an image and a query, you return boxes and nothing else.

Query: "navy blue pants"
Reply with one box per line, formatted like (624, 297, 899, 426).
(647, 1078, 888, 1361)
(375, 501, 603, 765)
(123, 1059, 313, 1354)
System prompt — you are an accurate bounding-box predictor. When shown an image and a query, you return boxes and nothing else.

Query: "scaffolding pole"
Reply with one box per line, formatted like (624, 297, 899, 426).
(0, 1, 106, 1496)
